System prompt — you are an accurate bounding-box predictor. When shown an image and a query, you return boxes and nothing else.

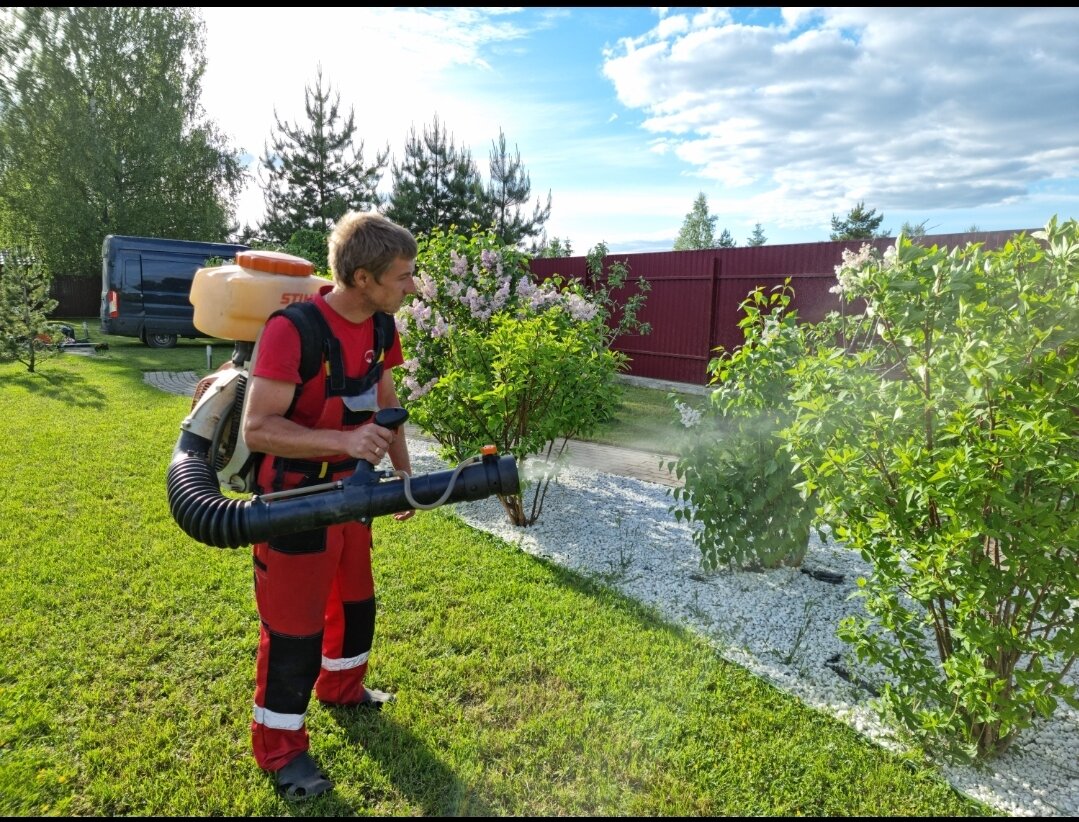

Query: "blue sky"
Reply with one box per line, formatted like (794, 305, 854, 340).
(199, 7, 1079, 254)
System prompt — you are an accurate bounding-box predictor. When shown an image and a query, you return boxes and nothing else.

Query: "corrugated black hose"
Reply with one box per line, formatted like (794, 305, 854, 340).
(166, 411, 519, 549)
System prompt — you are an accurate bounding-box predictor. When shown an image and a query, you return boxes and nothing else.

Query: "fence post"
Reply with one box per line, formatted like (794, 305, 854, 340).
(703, 255, 720, 384)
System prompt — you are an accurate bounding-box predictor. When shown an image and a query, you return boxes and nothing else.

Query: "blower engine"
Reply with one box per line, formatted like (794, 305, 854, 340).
(165, 250, 519, 549)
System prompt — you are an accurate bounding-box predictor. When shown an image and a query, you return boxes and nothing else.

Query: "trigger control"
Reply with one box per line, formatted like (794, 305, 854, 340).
(374, 407, 408, 431)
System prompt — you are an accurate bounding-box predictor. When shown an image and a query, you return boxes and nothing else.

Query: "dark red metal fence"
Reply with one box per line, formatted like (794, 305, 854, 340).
(531, 229, 1027, 385)
(48, 229, 1028, 379)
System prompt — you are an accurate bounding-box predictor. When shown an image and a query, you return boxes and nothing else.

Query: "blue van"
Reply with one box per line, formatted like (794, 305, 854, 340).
(99, 234, 249, 348)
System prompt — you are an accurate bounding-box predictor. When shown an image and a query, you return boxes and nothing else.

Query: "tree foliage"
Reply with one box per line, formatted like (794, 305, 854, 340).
(673, 192, 717, 250)
(581, 242, 652, 344)
(829, 200, 887, 241)
(533, 234, 574, 258)
(667, 281, 815, 570)
(0, 7, 245, 277)
(486, 128, 551, 249)
(385, 115, 486, 238)
(899, 219, 934, 239)
(257, 65, 387, 258)
(668, 217, 1078, 758)
(716, 228, 737, 248)
(746, 223, 767, 247)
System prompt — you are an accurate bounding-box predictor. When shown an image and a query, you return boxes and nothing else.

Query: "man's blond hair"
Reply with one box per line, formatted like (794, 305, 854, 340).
(328, 212, 417, 287)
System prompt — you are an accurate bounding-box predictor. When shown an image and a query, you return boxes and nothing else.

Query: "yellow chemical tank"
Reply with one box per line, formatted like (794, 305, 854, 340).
(190, 250, 327, 342)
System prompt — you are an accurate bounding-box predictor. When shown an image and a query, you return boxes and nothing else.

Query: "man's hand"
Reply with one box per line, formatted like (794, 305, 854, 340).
(344, 424, 395, 465)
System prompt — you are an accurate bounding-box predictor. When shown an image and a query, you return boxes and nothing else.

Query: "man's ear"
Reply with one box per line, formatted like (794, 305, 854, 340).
(353, 267, 369, 286)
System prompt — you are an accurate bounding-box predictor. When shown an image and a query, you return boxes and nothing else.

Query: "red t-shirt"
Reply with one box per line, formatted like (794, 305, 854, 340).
(252, 287, 403, 430)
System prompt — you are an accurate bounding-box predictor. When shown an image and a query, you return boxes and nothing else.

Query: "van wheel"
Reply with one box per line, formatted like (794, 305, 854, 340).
(145, 333, 178, 349)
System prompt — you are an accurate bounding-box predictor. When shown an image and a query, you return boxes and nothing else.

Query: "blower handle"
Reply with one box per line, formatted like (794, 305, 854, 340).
(375, 406, 409, 431)
(352, 407, 410, 478)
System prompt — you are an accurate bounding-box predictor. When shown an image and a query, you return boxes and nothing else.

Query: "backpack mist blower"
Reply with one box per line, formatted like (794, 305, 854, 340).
(165, 250, 519, 550)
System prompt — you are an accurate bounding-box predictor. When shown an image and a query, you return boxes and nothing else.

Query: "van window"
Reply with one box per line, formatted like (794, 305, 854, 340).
(124, 258, 140, 288)
(144, 255, 196, 283)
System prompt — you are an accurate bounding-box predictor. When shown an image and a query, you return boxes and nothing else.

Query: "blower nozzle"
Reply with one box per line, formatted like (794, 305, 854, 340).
(166, 428, 519, 549)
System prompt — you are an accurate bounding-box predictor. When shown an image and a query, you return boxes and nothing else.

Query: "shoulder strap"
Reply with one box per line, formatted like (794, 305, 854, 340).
(372, 310, 395, 365)
(270, 300, 332, 384)
(258, 300, 332, 421)
(264, 302, 396, 408)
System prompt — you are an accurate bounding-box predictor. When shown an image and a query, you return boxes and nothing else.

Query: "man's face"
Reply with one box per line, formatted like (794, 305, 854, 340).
(365, 256, 416, 314)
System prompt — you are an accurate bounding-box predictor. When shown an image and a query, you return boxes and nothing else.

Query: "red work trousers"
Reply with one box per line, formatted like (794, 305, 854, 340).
(250, 518, 376, 771)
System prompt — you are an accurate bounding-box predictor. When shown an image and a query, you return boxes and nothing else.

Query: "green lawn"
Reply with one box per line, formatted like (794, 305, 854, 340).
(0, 324, 995, 815)
(582, 381, 708, 453)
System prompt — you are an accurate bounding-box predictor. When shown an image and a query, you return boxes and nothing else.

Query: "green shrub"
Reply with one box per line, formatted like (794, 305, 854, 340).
(784, 217, 1079, 758)
(667, 280, 816, 570)
(396, 228, 648, 526)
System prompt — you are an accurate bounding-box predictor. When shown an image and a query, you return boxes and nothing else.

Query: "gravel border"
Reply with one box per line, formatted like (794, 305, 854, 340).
(406, 438, 1078, 818)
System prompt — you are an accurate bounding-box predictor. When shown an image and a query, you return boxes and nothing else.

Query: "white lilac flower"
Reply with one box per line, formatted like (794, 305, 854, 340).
(516, 278, 536, 299)
(490, 281, 510, 313)
(564, 293, 597, 322)
(411, 303, 432, 330)
(462, 286, 482, 315)
(675, 400, 702, 428)
(408, 376, 438, 401)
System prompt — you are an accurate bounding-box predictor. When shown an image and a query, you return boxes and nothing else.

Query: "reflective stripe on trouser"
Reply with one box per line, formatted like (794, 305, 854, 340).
(316, 597, 376, 705)
(251, 518, 375, 771)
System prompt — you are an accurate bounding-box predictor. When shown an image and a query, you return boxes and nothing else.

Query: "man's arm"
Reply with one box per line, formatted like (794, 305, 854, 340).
(377, 368, 415, 521)
(243, 374, 393, 464)
(378, 368, 413, 476)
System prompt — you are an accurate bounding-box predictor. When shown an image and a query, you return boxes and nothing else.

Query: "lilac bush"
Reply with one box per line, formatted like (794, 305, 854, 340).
(395, 228, 649, 526)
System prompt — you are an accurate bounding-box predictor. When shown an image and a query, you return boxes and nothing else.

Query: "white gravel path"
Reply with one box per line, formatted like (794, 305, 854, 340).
(407, 439, 1078, 818)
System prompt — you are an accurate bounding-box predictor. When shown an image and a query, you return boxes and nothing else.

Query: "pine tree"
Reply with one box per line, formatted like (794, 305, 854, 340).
(533, 234, 573, 258)
(673, 192, 718, 250)
(716, 228, 737, 248)
(257, 65, 387, 253)
(746, 223, 767, 246)
(829, 201, 887, 240)
(899, 219, 932, 238)
(385, 114, 486, 237)
(486, 129, 551, 248)
(0, 248, 58, 373)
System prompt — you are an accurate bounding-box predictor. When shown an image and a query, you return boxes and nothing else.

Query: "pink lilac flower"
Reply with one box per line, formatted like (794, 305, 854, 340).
(450, 251, 468, 278)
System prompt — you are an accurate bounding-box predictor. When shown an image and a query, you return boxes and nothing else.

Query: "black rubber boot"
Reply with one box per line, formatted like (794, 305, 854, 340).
(275, 751, 333, 801)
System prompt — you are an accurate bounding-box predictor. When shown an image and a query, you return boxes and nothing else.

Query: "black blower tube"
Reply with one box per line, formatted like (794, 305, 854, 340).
(166, 429, 520, 549)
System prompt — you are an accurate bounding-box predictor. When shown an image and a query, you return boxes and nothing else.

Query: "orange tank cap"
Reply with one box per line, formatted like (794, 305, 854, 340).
(481, 444, 498, 456)
(235, 249, 316, 277)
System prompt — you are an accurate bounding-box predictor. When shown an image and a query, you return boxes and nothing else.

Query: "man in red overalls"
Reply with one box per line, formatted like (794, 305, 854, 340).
(242, 212, 418, 800)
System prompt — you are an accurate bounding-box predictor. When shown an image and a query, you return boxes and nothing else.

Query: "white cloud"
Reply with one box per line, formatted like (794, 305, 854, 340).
(601, 8, 1079, 220)
(192, 7, 1075, 251)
